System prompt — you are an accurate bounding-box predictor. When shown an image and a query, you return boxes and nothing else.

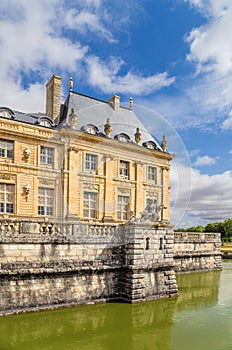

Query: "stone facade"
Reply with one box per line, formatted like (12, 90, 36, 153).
(0, 75, 173, 225)
(0, 219, 222, 315)
(0, 76, 222, 315)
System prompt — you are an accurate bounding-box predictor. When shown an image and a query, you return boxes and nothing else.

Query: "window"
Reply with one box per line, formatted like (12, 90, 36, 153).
(148, 166, 157, 182)
(117, 195, 129, 220)
(38, 188, 54, 216)
(119, 161, 129, 178)
(0, 108, 15, 119)
(85, 154, 97, 171)
(0, 183, 14, 213)
(146, 198, 157, 206)
(81, 124, 99, 135)
(0, 140, 13, 159)
(40, 119, 52, 127)
(114, 133, 130, 143)
(83, 192, 97, 218)
(40, 146, 54, 165)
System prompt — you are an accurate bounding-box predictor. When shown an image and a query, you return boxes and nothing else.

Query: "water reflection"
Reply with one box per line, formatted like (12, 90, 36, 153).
(0, 267, 223, 350)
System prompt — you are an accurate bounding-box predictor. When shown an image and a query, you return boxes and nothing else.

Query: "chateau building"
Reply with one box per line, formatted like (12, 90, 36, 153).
(0, 74, 173, 223)
(0, 75, 222, 314)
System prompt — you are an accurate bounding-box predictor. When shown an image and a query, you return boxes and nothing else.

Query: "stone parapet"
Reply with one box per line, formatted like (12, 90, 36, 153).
(174, 231, 222, 272)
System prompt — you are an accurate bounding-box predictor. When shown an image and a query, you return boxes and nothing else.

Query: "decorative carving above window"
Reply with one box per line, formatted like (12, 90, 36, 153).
(142, 141, 158, 150)
(0, 108, 15, 119)
(80, 124, 99, 135)
(114, 133, 130, 143)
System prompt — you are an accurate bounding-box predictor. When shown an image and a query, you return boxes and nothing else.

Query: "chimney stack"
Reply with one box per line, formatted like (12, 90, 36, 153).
(46, 74, 61, 123)
(108, 95, 120, 110)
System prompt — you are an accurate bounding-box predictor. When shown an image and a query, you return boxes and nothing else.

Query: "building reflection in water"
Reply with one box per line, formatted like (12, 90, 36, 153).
(0, 270, 221, 350)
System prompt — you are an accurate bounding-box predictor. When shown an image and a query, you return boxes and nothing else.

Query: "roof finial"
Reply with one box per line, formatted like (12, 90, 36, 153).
(104, 118, 112, 138)
(69, 107, 78, 128)
(135, 127, 142, 144)
(161, 135, 168, 152)
(129, 97, 133, 110)
(69, 77, 73, 91)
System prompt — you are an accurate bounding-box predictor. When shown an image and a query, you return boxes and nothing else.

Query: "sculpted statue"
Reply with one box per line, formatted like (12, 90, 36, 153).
(129, 201, 166, 224)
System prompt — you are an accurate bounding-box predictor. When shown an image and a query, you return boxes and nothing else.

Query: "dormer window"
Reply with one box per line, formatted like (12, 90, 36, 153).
(38, 116, 54, 128)
(40, 120, 52, 127)
(143, 141, 158, 150)
(0, 108, 15, 119)
(81, 124, 99, 135)
(114, 133, 130, 143)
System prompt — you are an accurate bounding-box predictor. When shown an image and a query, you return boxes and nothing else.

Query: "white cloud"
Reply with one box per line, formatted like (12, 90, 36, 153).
(222, 110, 232, 130)
(172, 165, 232, 227)
(0, 0, 88, 112)
(64, 9, 117, 43)
(86, 56, 175, 95)
(187, 0, 230, 17)
(172, 0, 232, 128)
(188, 168, 232, 222)
(0, 0, 174, 111)
(193, 155, 218, 167)
(186, 1, 232, 75)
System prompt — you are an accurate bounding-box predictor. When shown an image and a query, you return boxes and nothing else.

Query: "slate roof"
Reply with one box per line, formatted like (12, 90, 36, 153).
(59, 91, 162, 150)
(0, 107, 55, 129)
(0, 92, 163, 150)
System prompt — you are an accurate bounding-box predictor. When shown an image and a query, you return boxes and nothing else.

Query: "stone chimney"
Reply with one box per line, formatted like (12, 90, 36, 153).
(108, 95, 120, 110)
(46, 74, 61, 123)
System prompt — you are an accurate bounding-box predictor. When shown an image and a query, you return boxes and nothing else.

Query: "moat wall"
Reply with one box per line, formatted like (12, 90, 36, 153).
(0, 220, 221, 315)
(173, 231, 222, 273)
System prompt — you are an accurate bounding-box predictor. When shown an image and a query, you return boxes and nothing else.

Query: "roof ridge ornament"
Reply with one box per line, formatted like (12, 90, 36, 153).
(69, 107, 78, 129)
(161, 135, 168, 152)
(134, 127, 142, 144)
(69, 77, 73, 91)
(104, 118, 112, 138)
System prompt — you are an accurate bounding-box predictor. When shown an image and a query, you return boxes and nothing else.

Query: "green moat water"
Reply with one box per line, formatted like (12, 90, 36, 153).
(1, 261, 232, 350)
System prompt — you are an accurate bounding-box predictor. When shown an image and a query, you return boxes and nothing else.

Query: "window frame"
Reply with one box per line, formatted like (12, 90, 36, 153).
(83, 191, 98, 219)
(0, 183, 15, 214)
(38, 187, 54, 216)
(119, 160, 129, 178)
(117, 195, 130, 221)
(40, 146, 54, 166)
(85, 153, 97, 173)
(0, 140, 14, 160)
(148, 166, 157, 183)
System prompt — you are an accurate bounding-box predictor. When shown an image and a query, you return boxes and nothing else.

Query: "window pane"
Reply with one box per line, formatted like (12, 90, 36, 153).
(85, 154, 97, 171)
(117, 195, 129, 220)
(0, 183, 14, 214)
(40, 147, 54, 165)
(148, 166, 157, 182)
(0, 140, 13, 159)
(38, 187, 54, 216)
(83, 191, 97, 218)
(120, 161, 129, 177)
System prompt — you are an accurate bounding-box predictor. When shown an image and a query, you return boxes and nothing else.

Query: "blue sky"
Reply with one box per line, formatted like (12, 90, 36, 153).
(0, 0, 232, 228)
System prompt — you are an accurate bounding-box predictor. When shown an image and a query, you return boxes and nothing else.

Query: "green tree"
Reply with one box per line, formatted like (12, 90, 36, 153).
(187, 225, 205, 232)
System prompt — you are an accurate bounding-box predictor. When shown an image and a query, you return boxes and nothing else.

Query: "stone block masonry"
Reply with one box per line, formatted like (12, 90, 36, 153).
(174, 232, 222, 273)
(0, 220, 222, 315)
